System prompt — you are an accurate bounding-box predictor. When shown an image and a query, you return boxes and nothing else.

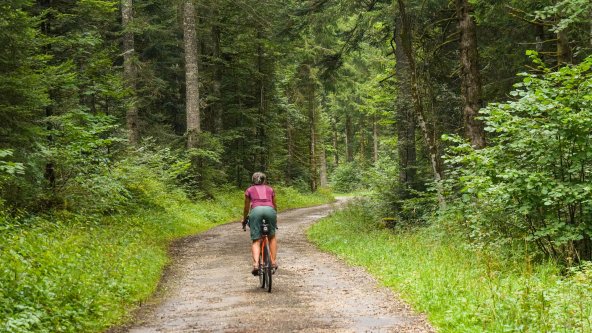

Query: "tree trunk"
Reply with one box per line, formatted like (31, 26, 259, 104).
(257, 31, 267, 171)
(308, 73, 318, 192)
(39, 0, 56, 191)
(122, 0, 139, 145)
(456, 0, 486, 149)
(359, 114, 366, 164)
(211, 13, 223, 134)
(393, 14, 417, 194)
(397, 0, 445, 205)
(183, 0, 200, 149)
(557, 29, 572, 65)
(319, 147, 328, 188)
(236, 76, 245, 187)
(332, 115, 339, 166)
(535, 24, 544, 53)
(589, 8, 592, 48)
(345, 113, 354, 162)
(286, 117, 294, 183)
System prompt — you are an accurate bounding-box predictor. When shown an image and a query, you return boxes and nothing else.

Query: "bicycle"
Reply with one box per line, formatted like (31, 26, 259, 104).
(243, 218, 274, 293)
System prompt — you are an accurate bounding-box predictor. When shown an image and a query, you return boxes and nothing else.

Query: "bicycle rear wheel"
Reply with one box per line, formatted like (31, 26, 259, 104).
(263, 242, 272, 292)
(259, 251, 266, 288)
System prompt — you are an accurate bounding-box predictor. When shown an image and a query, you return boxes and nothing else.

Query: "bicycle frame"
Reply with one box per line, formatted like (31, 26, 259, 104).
(258, 220, 272, 292)
(244, 217, 273, 292)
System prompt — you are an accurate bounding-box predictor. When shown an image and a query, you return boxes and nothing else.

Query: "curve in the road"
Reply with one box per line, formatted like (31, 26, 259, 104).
(110, 199, 435, 333)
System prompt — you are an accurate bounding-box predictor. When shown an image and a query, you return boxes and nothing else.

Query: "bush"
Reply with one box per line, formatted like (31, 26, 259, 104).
(0, 186, 334, 333)
(309, 203, 592, 333)
(330, 161, 366, 193)
(365, 156, 437, 225)
(443, 54, 592, 262)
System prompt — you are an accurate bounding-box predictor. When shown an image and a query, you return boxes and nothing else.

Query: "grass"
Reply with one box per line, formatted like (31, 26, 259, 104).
(308, 202, 592, 333)
(0, 187, 333, 333)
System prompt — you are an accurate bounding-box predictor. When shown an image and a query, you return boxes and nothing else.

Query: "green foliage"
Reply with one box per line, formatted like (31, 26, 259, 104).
(443, 55, 592, 261)
(329, 162, 367, 193)
(275, 186, 334, 209)
(361, 155, 437, 225)
(0, 150, 24, 177)
(309, 202, 592, 333)
(0, 0, 47, 194)
(182, 132, 226, 198)
(39, 112, 123, 211)
(536, 0, 592, 33)
(366, 156, 400, 214)
(0, 183, 333, 333)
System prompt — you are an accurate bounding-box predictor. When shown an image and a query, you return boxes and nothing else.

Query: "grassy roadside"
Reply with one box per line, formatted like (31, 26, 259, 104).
(0, 187, 333, 333)
(308, 202, 592, 333)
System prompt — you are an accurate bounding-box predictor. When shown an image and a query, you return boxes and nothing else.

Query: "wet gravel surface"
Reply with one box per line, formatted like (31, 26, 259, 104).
(110, 199, 435, 333)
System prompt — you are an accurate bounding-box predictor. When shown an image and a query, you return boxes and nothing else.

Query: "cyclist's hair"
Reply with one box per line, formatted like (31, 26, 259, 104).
(252, 172, 267, 185)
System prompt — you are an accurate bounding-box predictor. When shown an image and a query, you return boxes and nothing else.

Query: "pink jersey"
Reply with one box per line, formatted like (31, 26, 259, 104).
(245, 185, 275, 209)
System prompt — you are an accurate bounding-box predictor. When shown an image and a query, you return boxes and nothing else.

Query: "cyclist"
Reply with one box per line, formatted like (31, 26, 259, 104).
(242, 172, 278, 275)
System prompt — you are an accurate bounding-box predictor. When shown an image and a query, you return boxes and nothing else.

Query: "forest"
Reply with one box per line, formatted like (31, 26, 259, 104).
(1, 0, 592, 332)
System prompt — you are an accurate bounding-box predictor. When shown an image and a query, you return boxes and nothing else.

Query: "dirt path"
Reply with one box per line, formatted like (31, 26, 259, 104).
(112, 199, 435, 332)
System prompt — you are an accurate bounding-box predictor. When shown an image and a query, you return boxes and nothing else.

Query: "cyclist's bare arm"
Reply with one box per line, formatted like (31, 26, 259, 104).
(243, 195, 251, 225)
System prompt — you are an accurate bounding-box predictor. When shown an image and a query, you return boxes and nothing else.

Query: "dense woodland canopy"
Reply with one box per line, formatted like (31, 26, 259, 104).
(1, 0, 592, 263)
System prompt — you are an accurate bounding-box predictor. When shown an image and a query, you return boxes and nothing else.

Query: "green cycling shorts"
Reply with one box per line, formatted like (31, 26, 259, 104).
(248, 206, 277, 241)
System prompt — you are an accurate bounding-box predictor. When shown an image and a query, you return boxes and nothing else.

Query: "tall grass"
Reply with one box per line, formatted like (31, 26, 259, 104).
(0, 187, 333, 333)
(308, 202, 592, 333)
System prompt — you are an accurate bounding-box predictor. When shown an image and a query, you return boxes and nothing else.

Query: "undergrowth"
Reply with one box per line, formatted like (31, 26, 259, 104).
(308, 201, 592, 333)
(0, 187, 333, 333)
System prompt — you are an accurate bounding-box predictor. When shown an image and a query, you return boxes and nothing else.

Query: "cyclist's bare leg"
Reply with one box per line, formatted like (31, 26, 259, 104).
(269, 235, 277, 266)
(251, 239, 261, 267)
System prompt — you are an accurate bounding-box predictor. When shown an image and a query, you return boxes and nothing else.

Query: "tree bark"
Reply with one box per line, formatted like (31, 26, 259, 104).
(393, 14, 417, 194)
(456, 0, 486, 149)
(308, 71, 318, 192)
(122, 0, 139, 145)
(345, 113, 354, 162)
(39, 0, 56, 191)
(286, 117, 294, 183)
(211, 12, 223, 134)
(183, 0, 200, 149)
(319, 147, 328, 188)
(536, 24, 545, 53)
(332, 115, 339, 166)
(359, 114, 366, 164)
(589, 8, 592, 48)
(557, 29, 572, 65)
(257, 31, 267, 171)
(397, 0, 445, 205)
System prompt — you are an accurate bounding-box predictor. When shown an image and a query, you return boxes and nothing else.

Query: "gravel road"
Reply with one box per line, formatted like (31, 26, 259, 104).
(110, 199, 435, 333)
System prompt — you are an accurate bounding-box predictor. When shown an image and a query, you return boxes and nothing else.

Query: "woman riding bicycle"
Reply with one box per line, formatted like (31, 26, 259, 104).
(243, 172, 278, 275)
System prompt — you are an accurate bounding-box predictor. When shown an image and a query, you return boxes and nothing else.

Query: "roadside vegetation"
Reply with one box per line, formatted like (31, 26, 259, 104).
(2, 1, 592, 332)
(309, 201, 592, 333)
(311, 56, 592, 332)
(0, 150, 333, 333)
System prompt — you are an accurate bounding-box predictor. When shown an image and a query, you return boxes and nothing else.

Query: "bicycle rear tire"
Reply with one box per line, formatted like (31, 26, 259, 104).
(259, 252, 266, 288)
(264, 242, 272, 292)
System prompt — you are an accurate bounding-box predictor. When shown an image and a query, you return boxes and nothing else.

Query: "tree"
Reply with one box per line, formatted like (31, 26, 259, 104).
(444, 55, 592, 261)
(393, 8, 417, 197)
(396, 0, 444, 187)
(183, 0, 200, 149)
(456, 0, 486, 149)
(121, 0, 139, 145)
